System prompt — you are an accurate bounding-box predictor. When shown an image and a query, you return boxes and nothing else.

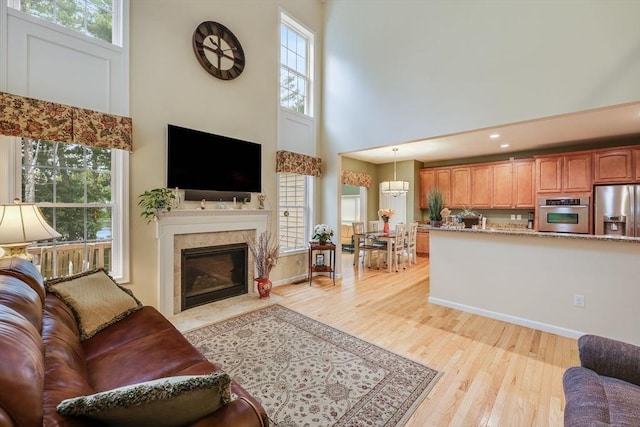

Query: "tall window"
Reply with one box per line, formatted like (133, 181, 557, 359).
(280, 12, 313, 116)
(21, 138, 115, 279)
(278, 173, 312, 252)
(8, 0, 120, 45)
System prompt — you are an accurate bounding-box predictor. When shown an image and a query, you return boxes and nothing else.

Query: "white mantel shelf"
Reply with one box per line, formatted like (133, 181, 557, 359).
(154, 209, 271, 316)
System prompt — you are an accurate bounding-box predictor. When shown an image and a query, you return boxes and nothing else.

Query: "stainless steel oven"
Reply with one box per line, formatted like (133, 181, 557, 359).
(538, 196, 590, 234)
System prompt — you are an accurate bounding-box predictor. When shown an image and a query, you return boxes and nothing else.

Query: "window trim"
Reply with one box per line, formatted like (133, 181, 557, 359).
(278, 172, 314, 255)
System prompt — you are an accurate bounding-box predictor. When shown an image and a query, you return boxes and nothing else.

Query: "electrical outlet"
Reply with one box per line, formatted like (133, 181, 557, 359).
(574, 294, 585, 307)
(517, 214, 522, 220)
(510, 214, 516, 220)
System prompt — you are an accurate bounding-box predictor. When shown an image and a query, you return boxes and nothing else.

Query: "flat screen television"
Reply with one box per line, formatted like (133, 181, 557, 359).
(167, 124, 262, 200)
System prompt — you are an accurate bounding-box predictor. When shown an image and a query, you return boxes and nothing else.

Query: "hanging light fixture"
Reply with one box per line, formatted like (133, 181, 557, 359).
(380, 148, 409, 197)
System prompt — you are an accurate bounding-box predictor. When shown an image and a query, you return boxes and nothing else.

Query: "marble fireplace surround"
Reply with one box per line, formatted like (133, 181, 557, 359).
(155, 209, 270, 316)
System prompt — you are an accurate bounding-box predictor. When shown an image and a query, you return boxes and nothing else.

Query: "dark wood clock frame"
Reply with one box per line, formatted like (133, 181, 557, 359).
(192, 21, 245, 80)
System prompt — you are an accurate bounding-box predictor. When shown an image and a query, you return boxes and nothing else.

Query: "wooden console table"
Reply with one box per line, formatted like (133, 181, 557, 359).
(308, 241, 336, 286)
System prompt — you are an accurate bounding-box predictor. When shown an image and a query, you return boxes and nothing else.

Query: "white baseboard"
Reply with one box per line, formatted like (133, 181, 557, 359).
(427, 297, 585, 340)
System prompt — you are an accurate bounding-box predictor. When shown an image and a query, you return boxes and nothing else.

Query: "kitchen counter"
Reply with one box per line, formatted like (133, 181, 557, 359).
(429, 226, 640, 244)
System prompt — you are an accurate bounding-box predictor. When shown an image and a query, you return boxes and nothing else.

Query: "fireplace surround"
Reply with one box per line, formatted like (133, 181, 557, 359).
(155, 209, 270, 316)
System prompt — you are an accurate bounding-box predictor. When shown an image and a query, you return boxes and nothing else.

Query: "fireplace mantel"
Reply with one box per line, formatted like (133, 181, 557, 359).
(155, 209, 271, 316)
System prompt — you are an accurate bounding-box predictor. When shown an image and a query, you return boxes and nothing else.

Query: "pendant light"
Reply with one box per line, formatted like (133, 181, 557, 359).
(380, 148, 409, 197)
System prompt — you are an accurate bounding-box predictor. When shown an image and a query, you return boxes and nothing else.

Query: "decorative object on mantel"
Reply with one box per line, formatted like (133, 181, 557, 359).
(380, 147, 409, 197)
(426, 187, 445, 228)
(312, 224, 334, 245)
(246, 231, 279, 299)
(137, 188, 177, 223)
(257, 194, 265, 209)
(378, 208, 395, 234)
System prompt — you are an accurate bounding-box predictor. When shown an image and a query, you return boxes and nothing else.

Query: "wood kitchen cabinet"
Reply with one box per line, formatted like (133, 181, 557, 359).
(419, 169, 435, 208)
(563, 153, 592, 193)
(470, 165, 492, 208)
(635, 149, 640, 181)
(513, 160, 535, 207)
(491, 163, 513, 208)
(450, 167, 471, 207)
(435, 168, 451, 206)
(535, 156, 563, 193)
(593, 149, 633, 183)
(416, 231, 429, 256)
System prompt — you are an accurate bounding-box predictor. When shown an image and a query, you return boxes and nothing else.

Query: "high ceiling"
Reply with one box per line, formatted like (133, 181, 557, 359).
(342, 102, 640, 165)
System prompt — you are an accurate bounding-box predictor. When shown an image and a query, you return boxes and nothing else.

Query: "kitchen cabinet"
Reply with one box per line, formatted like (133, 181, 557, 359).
(593, 149, 633, 183)
(635, 149, 640, 181)
(419, 170, 435, 208)
(535, 156, 563, 193)
(491, 163, 513, 208)
(450, 167, 471, 207)
(416, 230, 429, 256)
(513, 160, 535, 208)
(470, 165, 492, 208)
(435, 168, 451, 206)
(563, 153, 592, 193)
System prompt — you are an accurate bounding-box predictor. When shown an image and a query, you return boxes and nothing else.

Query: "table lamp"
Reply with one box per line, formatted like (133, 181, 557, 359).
(0, 201, 62, 260)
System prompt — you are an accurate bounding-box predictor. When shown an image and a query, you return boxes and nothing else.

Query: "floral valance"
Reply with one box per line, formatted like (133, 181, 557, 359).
(276, 150, 322, 177)
(0, 92, 133, 151)
(341, 169, 372, 188)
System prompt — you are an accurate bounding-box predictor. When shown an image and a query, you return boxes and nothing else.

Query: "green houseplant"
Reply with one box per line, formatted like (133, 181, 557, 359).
(426, 187, 445, 227)
(138, 188, 176, 223)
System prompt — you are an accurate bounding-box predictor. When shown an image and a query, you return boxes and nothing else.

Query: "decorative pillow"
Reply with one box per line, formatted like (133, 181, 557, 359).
(45, 268, 142, 340)
(56, 373, 232, 427)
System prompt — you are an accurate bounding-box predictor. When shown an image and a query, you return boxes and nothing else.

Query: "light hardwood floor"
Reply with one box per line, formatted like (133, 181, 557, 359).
(271, 253, 579, 427)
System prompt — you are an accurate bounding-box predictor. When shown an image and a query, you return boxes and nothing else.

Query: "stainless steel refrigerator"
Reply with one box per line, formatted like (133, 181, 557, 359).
(594, 185, 640, 237)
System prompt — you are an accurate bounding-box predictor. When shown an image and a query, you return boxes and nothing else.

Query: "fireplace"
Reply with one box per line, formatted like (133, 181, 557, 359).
(181, 243, 248, 309)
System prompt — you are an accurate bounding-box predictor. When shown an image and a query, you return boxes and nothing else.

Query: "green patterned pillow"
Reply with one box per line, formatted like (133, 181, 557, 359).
(56, 373, 232, 427)
(45, 268, 142, 340)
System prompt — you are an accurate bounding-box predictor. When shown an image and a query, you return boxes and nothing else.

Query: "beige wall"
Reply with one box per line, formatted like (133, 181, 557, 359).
(129, 0, 323, 305)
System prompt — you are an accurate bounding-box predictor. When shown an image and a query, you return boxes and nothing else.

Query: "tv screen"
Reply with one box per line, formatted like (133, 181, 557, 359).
(167, 124, 262, 195)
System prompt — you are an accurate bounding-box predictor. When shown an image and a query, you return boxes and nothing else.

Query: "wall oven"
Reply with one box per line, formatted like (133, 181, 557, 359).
(538, 196, 590, 234)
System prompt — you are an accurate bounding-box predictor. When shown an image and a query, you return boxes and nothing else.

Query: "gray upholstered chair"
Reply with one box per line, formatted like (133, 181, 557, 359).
(563, 334, 640, 427)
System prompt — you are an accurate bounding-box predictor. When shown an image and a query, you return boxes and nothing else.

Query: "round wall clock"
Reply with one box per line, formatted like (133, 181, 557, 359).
(192, 21, 245, 80)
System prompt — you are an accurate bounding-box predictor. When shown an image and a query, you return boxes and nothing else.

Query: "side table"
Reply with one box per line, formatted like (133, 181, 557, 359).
(308, 241, 336, 286)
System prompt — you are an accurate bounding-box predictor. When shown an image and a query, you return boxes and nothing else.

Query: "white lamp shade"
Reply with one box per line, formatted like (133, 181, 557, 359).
(0, 204, 61, 245)
(381, 180, 410, 193)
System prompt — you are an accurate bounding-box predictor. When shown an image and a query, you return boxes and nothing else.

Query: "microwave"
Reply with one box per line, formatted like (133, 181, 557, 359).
(537, 197, 590, 234)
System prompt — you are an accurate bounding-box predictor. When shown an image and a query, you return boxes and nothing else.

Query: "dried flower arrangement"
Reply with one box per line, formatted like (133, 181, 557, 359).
(246, 231, 279, 279)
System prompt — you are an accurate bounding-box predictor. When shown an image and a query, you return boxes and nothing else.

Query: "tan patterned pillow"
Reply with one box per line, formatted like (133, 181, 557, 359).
(46, 269, 142, 341)
(56, 373, 233, 427)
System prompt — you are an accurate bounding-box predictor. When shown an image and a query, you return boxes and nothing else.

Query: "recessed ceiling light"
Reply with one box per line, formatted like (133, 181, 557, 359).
(490, 133, 500, 139)
(500, 143, 510, 148)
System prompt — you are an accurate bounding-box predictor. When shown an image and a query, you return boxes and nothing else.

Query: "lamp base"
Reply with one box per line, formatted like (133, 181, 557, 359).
(0, 244, 33, 261)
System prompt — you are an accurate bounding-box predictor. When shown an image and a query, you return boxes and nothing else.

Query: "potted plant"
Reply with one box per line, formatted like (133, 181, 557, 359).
(426, 187, 445, 228)
(312, 224, 334, 244)
(138, 188, 176, 223)
(246, 231, 280, 299)
(458, 206, 481, 229)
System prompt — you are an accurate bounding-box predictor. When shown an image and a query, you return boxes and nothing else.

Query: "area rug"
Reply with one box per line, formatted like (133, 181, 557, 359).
(184, 304, 442, 426)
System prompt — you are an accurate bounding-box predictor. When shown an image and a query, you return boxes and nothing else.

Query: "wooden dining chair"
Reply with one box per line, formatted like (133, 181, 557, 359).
(352, 221, 381, 268)
(406, 222, 419, 265)
(391, 223, 408, 272)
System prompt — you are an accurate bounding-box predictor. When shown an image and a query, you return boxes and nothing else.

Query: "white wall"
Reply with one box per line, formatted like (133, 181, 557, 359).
(129, 0, 323, 305)
(429, 230, 640, 345)
(321, 0, 640, 229)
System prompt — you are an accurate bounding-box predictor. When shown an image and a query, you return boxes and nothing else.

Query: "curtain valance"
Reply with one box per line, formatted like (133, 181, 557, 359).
(341, 169, 372, 188)
(0, 92, 133, 151)
(276, 150, 322, 177)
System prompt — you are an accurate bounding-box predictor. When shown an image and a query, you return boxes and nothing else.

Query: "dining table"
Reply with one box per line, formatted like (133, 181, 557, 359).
(353, 231, 395, 272)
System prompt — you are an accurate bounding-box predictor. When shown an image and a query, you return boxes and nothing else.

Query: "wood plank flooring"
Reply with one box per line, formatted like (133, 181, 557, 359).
(271, 253, 579, 427)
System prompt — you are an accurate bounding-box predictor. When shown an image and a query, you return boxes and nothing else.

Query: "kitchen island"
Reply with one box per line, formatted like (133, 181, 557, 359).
(428, 227, 640, 346)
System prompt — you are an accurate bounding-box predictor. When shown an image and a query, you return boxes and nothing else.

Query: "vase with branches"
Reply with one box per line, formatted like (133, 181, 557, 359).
(246, 231, 279, 299)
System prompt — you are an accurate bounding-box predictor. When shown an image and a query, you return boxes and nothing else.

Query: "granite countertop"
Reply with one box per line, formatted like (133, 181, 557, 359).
(429, 226, 640, 244)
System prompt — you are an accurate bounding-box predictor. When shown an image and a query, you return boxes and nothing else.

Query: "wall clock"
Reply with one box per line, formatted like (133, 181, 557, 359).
(192, 21, 245, 80)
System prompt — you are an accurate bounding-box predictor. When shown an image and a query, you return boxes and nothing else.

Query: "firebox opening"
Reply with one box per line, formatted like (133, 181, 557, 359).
(181, 243, 248, 310)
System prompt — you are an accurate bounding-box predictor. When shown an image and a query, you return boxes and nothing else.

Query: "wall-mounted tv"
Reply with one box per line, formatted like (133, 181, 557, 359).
(167, 124, 262, 201)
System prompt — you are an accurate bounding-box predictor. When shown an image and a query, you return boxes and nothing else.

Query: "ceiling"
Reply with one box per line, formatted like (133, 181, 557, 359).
(342, 102, 640, 165)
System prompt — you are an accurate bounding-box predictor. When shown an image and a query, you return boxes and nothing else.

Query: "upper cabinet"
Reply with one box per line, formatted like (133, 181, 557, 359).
(470, 165, 492, 208)
(491, 163, 513, 208)
(593, 149, 633, 183)
(419, 168, 451, 208)
(635, 149, 640, 181)
(513, 160, 535, 207)
(450, 167, 471, 207)
(535, 153, 592, 195)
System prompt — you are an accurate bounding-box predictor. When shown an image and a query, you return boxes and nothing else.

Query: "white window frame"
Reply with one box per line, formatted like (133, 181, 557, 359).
(278, 172, 313, 254)
(279, 11, 314, 117)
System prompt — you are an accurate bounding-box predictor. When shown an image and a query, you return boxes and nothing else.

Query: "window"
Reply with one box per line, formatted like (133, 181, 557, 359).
(280, 12, 313, 116)
(20, 138, 119, 279)
(8, 0, 121, 45)
(278, 173, 312, 252)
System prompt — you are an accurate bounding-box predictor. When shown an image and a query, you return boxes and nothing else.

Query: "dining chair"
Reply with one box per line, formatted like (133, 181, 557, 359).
(391, 223, 408, 272)
(406, 222, 419, 265)
(352, 222, 381, 268)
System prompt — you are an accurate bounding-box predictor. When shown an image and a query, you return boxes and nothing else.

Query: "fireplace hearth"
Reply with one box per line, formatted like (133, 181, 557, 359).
(181, 243, 248, 310)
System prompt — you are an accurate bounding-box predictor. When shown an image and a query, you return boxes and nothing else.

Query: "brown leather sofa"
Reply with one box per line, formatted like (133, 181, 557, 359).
(0, 257, 268, 427)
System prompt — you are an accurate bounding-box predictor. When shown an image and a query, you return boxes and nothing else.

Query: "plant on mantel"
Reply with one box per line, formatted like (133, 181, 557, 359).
(137, 188, 176, 223)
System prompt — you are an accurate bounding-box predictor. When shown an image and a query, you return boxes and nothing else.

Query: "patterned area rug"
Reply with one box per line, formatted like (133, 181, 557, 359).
(184, 304, 442, 426)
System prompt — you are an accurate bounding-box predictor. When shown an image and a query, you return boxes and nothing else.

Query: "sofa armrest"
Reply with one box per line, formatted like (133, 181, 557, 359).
(578, 334, 640, 386)
(563, 367, 611, 427)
